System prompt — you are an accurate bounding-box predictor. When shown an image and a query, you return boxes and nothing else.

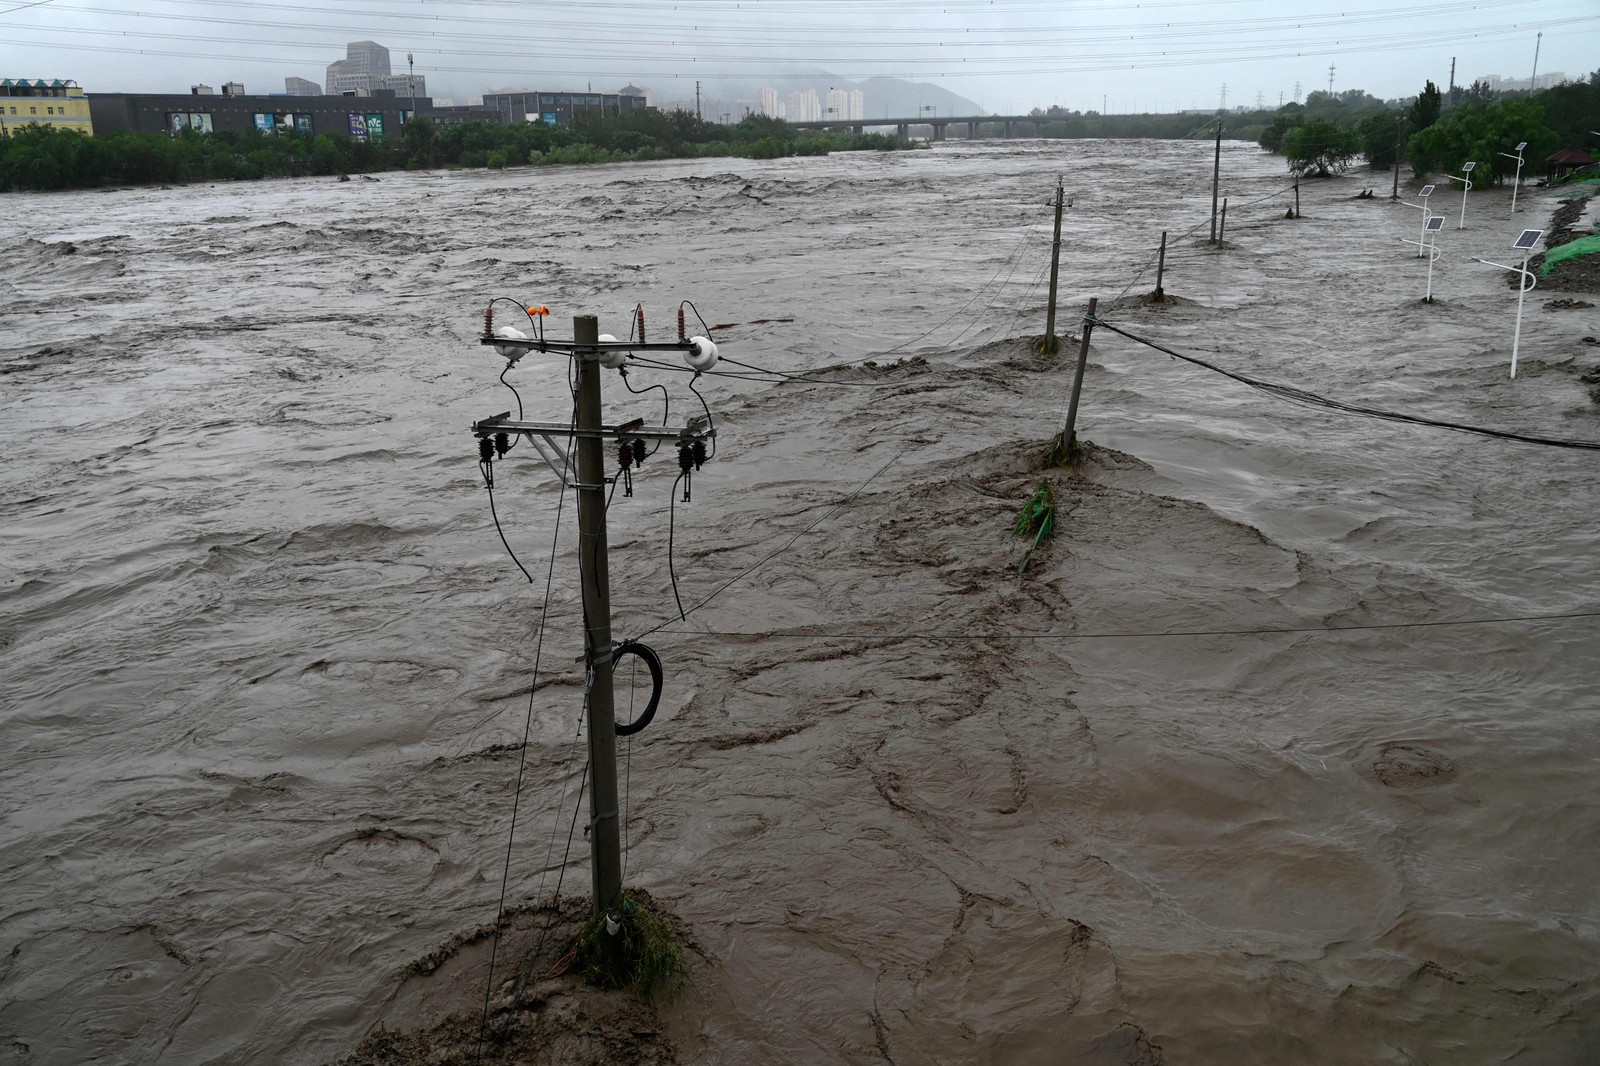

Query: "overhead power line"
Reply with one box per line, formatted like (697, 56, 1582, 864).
(1090, 318, 1600, 451)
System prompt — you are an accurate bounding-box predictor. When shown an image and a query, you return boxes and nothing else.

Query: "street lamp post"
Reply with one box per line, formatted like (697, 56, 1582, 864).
(1497, 142, 1527, 215)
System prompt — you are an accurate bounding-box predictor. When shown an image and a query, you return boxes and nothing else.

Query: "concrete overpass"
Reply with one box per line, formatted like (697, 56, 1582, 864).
(786, 113, 1051, 141)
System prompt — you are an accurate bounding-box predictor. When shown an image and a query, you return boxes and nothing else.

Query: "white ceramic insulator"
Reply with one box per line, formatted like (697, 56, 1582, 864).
(596, 334, 628, 369)
(493, 325, 528, 359)
(685, 336, 719, 371)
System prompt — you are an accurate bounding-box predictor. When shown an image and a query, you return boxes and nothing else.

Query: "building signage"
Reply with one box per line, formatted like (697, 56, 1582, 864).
(253, 112, 312, 133)
(363, 113, 385, 138)
(348, 113, 367, 139)
(168, 112, 214, 134)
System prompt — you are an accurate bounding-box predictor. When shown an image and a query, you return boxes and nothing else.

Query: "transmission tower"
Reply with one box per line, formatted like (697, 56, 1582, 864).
(1327, 64, 1336, 96)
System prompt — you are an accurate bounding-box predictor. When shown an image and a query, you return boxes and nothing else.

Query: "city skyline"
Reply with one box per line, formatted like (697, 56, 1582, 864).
(4, 0, 1596, 115)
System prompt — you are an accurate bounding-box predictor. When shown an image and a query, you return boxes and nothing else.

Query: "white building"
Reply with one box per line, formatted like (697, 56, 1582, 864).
(759, 87, 785, 119)
(825, 88, 849, 121)
(787, 89, 819, 122)
(849, 89, 865, 120)
(324, 41, 423, 97)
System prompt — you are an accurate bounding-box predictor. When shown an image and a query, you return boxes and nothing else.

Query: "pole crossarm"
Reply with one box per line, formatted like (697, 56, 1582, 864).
(471, 416, 708, 441)
(479, 337, 699, 355)
(471, 416, 711, 487)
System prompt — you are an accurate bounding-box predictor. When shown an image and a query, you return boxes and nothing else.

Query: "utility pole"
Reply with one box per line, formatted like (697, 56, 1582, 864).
(1153, 231, 1168, 301)
(472, 314, 716, 917)
(1058, 297, 1099, 464)
(695, 80, 702, 120)
(1392, 118, 1406, 200)
(1219, 83, 1227, 111)
(1210, 118, 1223, 245)
(572, 314, 624, 916)
(1448, 56, 1456, 100)
(1219, 197, 1228, 244)
(1530, 32, 1542, 91)
(1043, 178, 1065, 354)
(407, 52, 415, 114)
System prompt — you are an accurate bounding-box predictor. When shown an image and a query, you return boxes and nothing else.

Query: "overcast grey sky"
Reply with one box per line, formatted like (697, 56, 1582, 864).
(3, 0, 1596, 112)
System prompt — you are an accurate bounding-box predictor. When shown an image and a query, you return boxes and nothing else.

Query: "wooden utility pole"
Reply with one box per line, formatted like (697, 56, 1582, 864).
(1392, 119, 1406, 200)
(572, 314, 623, 916)
(1043, 178, 1065, 353)
(1219, 197, 1228, 243)
(1209, 119, 1223, 244)
(1153, 231, 1168, 301)
(1060, 297, 1099, 462)
(1293, 177, 1300, 219)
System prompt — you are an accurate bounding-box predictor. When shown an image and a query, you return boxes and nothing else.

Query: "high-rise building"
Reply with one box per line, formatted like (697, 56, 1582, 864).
(284, 76, 321, 97)
(324, 41, 423, 96)
(786, 89, 819, 122)
(759, 87, 785, 119)
(849, 89, 865, 121)
(825, 88, 849, 121)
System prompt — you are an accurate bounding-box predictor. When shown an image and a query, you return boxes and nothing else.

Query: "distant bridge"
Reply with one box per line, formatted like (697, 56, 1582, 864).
(786, 113, 1053, 141)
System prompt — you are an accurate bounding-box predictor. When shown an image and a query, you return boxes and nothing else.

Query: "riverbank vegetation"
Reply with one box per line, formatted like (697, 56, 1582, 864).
(0, 109, 917, 192)
(1257, 71, 1599, 183)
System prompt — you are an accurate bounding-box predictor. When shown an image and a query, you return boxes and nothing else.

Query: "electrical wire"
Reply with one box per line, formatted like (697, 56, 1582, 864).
(659, 607, 1600, 643)
(1091, 317, 1600, 450)
(471, 376, 581, 1061)
(666, 473, 688, 622)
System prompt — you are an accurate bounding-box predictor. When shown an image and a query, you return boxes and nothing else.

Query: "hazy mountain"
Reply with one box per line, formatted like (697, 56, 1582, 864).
(676, 71, 985, 119)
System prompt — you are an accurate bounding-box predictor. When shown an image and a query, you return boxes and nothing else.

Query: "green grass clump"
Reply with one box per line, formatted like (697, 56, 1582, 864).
(574, 892, 684, 998)
(1013, 483, 1056, 550)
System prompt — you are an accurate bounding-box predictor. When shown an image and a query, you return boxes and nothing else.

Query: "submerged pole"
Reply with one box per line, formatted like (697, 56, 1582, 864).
(573, 314, 623, 916)
(1043, 178, 1065, 353)
(1060, 296, 1099, 463)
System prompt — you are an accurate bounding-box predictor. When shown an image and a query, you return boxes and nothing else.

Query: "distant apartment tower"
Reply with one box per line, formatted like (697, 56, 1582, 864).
(787, 89, 819, 122)
(849, 89, 864, 120)
(284, 76, 321, 97)
(825, 88, 849, 120)
(759, 86, 785, 119)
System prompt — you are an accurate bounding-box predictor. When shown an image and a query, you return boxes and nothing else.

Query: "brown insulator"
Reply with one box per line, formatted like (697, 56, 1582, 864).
(483, 303, 494, 340)
(631, 439, 647, 465)
(677, 305, 686, 342)
(637, 305, 647, 344)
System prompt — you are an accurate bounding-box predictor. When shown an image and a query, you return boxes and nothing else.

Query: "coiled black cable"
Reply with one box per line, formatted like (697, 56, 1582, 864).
(611, 641, 662, 736)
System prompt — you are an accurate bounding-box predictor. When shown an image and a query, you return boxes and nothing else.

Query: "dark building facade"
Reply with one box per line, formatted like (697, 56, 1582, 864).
(87, 90, 429, 138)
(480, 89, 649, 127)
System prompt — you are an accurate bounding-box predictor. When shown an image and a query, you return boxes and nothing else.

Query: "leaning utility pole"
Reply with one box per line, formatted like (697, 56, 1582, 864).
(1210, 119, 1223, 245)
(1153, 231, 1168, 301)
(1057, 297, 1099, 464)
(571, 314, 624, 914)
(1042, 178, 1065, 354)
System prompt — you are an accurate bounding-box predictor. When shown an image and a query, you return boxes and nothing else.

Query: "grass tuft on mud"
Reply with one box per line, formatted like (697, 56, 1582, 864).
(575, 891, 685, 998)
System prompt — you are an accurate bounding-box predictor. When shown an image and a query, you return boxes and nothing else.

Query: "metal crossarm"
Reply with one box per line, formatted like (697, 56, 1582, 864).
(471, 414, 712, 486)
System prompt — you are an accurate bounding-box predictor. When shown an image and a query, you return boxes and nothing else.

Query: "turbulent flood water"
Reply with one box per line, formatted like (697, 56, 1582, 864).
(3, 140, 1599, 1064)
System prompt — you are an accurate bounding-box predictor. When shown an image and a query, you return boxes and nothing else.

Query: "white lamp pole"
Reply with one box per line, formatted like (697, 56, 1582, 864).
(1498, 142, 1526, 215)
(1470, 229, 1544, 379)
(1442, 160, 1475, 229)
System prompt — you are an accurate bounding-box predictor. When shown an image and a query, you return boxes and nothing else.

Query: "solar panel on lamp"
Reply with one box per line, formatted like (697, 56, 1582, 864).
(1511, 229, 1543, 250)
(1425, 216, 1446, 232)
(1419, 184, 1436, 197)
(1462, 161, 1476, 172)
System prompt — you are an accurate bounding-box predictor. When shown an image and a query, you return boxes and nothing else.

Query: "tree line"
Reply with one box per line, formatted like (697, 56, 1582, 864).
(0, 109, 918, 193)
(1258, 71, 1600, 183)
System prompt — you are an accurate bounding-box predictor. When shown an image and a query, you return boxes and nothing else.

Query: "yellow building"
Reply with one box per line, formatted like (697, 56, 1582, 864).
(0, 79, 94, 136)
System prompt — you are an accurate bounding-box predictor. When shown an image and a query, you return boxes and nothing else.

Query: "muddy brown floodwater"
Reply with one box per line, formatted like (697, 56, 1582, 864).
(3, 140, 1599, 1065)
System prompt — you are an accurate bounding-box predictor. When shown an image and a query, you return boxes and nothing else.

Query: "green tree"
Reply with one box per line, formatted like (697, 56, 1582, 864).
(1259, 113, 1303, 153)
(1407, 80, 1442, 132)
(1283, 119, 1362, 176)
(1358, 111, 1402, 169)
(1408, 98, 1558, 184)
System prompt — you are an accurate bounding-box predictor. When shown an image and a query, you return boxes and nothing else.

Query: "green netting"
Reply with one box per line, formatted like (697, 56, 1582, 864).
(1540, 234, 1600, 276)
